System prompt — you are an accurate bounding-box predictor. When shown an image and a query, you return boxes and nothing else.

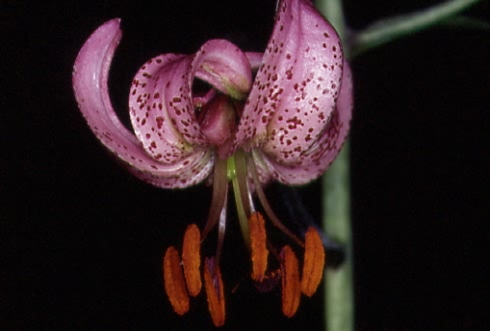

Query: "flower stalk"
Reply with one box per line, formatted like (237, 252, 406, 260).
(315, 0, 354, 330)
(317, 0, 483, 330)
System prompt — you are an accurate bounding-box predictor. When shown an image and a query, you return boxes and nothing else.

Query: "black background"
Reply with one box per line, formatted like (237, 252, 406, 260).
(2, 0, 487, 330)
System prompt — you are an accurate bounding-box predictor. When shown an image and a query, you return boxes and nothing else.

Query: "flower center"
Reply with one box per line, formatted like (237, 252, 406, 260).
(162, 148, 326, 327)
(198, 94, 238, 155)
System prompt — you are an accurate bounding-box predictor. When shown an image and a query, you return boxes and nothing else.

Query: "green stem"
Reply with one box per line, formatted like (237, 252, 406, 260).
(316, 1, 483, 330)
(322, 145, 353, 331)
(350, 0, 482, 57)
(316, 1, 354, 330)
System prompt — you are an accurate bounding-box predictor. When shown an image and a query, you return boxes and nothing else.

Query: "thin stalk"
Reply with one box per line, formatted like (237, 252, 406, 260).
(316, 1, 354, 331)
(248, 151, 304, 247)
(202, 158, 229, 240)
(350, 0, 482, 56)
(216, 193, 228, 266)
(322, 145, 353, 331)
(316, 1, 482, 330)
(228, 153, 251, 247)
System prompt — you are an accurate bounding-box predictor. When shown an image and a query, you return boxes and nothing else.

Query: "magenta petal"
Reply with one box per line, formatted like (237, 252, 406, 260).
(256, 61, 353, 185)
(245, 52, 263, 71)
(129, 53, 208, 161)
(127, 150, 215, 188)
(193, 39, 253, 100)
(235, 0, 344, 164)
(73, 19, 213, 188)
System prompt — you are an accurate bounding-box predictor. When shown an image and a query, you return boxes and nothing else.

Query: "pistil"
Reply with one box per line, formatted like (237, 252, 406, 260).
(227, 150, 252, 247)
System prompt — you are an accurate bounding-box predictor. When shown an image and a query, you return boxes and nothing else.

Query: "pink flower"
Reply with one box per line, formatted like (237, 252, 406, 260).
(73, 0, 352, 325)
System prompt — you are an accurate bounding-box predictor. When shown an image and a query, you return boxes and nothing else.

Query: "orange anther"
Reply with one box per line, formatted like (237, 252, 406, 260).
(182, 224, 202, 297)
(301, 227, 325, 297)
(163, 247, 190, 315)
(203, 257, 226, 327)
(249, 211, 268, 282)
(280, 245, 301, 318)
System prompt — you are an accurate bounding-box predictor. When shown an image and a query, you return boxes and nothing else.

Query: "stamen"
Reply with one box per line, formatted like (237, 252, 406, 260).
(247, 152, 304, 247)
(204, 257, 226, 327)
(280, 245, 301, 318)
(164, 151, 324, 324)
(163, 247, 190, 315)
(202, 158, 228, 240)
(215, 194, 228, 266)
(234, 150, 252, 218)
(249, 211, 268, 282)
(246, 183, 256, 213)
(301, 227, 325, 297)
(182, 224, 202, 297)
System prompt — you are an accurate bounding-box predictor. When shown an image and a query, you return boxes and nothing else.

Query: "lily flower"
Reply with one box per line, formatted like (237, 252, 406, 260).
(73, 0, 352, 326)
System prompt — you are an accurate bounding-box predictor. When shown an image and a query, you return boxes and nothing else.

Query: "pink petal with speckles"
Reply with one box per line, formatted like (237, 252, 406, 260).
(235, 0, 344, 167)
(130, 39, 254, 156)
(193, 39, 253, 100)
(129, 53, 206, 162)
(255, 61, 353, 185)
(73, 19, 214, 188)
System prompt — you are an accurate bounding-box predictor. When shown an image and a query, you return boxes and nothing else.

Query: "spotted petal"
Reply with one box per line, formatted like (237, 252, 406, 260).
(129, 53, 206, 163)
(73, 19, 214, 188)
(130, 39, 253, 156)
(235, 0, 344, 168)
(255, 62, 353, 185)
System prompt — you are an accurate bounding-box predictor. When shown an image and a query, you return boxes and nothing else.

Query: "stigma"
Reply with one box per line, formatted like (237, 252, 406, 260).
(162, 149, 326, 327)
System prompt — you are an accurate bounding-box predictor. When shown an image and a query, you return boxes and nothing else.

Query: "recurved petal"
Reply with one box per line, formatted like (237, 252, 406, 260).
(254, 61, 353, 185)
(193, 39, 253, 101)
(129, 53, 207, 162)
(234, 0, 344, 164)
(127, 148, 215, 188)
(72, 19, 213, 188)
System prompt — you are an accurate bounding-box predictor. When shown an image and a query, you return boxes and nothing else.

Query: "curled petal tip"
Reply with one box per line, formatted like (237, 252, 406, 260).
(73, 19, 213, 188)
(193, 39, 253, 100)
(72, 18, 126, 146)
